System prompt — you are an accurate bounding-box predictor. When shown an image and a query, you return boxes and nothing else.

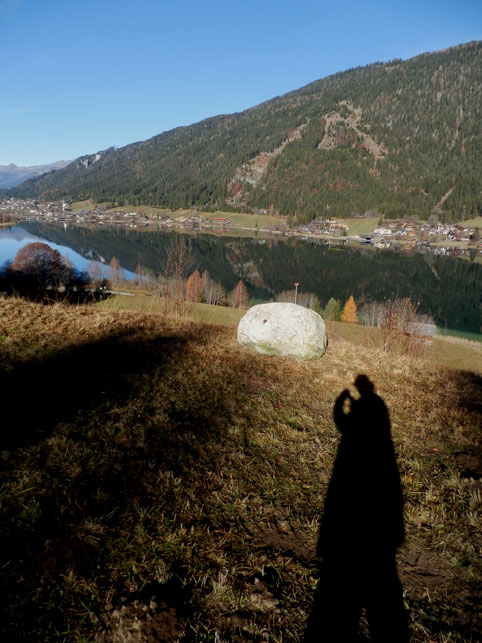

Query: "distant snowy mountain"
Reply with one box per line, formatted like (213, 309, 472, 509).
(0, 160, 71, 189)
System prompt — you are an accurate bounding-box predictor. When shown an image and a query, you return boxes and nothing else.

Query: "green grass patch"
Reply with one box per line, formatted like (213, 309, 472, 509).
(71, 200, 111, 212)
(71, 199, 94, 211)
(338, 217, 379, 235)
(431, 337, 482, 373)
(189, 301, 246, 325)
(325, 320, 371, 343)
(460, 215, 482, 228)
(328, 321, 482, 374)
(199, 210, 281, 230)
(437, 327, 482, 343)
(96, 293, 246, 326)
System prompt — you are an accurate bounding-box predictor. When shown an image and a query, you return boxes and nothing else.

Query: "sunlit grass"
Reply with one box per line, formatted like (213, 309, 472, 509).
(96, 293, 246, 325)
(460, 215, 482, 228)
(338, 217, 379, 235)
(431, 336, 482, 373)
(437, 327, 482, 343)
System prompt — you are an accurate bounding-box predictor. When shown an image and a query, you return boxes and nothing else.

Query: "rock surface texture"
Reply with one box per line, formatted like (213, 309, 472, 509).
(237, 302, 327, 360)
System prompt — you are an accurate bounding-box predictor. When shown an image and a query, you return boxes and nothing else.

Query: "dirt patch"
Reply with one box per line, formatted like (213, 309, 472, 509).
(97, 577, 191, 643)
(399, 540, 459, 599)
(455, 451, 482, 480)
(97, 599, 185, 643)
(399, 538, 481, 638)
(215, 569, 281, 642)
(249, 518, 315, 561)
(216, 612, 259, 643)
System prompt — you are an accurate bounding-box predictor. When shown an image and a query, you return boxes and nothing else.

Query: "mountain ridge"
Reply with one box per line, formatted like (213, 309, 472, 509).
(0, 160, 72, 189)
(8, 41, 482, 222)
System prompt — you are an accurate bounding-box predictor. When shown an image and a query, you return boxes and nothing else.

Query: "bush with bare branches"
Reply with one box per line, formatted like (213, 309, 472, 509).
(276, 290, 320, 309)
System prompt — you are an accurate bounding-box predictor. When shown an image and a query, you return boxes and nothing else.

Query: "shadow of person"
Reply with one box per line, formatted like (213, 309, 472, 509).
(305, 374, 409, 642)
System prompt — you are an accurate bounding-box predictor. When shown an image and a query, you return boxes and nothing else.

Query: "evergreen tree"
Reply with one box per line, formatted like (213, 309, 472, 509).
(341, 294, 357, 323)
(323, 297, 341, 321)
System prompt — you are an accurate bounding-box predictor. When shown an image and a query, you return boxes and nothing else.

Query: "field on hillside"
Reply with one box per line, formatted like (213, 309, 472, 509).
(339, 217, 379, 235)
(1, 299, 481, 641)
(96, 293, 246, 326)
(460, 216, 482, 229)
(97, 294, 482, 374)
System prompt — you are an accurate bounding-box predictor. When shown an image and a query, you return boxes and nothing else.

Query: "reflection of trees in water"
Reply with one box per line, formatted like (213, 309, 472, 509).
(22, 222, 482, 332)
(305, 375, 409, 642)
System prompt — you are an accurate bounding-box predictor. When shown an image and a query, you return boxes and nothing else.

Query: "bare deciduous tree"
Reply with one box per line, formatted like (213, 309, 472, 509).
(162, 236, 194, 316)
(87, 259, 104, 287)
(358, 298, 435, 354)
(108, 256, 125, 289)
(276, 290, 320, 309)
(134, 260, 144, 287)
(201, 270, 225, 305)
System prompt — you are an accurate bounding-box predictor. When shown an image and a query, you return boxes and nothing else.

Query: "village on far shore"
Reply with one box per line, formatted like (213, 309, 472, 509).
(1, 196, 481, 260)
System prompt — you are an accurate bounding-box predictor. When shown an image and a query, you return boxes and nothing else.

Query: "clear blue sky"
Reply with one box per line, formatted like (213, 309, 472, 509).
(1, 0, 481, 166)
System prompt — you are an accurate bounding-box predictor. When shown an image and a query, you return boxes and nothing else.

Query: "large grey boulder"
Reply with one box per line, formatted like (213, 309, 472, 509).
(237, 302, 327, 360)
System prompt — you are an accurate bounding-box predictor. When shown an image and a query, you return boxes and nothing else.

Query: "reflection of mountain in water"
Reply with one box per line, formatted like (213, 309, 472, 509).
(0, 226, 43, 243)
(22, 221, 482, 333)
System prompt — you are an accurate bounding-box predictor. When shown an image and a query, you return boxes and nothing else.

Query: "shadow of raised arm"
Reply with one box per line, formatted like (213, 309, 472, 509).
(305, 374, 409, 643)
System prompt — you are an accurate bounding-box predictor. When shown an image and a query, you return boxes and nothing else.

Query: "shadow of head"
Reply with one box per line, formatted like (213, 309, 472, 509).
(353, 374, 375, 394)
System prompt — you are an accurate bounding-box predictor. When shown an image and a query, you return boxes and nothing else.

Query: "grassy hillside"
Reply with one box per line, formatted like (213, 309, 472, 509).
(9, 42, 482, 222)
(96, 292, 246, 326)
(97, 292, 482, 373)
(1, 299, 481, 641)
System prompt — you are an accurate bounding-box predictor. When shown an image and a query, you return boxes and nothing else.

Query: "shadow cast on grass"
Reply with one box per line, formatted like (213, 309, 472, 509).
(442, 369, 482, 480)
(305, 375, 409, 643)
(0, 327, 185, 451)
(0, 324, 241, 640)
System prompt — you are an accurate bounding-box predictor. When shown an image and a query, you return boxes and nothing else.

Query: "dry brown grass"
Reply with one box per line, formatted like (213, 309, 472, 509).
(0, 298, 480, 641)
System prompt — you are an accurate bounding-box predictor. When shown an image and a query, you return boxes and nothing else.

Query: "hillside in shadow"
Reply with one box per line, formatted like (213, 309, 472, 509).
(0, 299, 480, 641)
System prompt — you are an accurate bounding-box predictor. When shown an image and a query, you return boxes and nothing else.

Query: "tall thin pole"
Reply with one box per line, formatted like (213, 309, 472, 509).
(294, 282, 299, 305)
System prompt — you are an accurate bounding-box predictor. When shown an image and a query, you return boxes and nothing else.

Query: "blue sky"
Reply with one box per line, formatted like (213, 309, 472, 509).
(1, 0, 481, 166)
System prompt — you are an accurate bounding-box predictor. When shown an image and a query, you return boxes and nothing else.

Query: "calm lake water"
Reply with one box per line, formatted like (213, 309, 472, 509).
(1, 221, 480, 333)
(0, 224, 135, 279)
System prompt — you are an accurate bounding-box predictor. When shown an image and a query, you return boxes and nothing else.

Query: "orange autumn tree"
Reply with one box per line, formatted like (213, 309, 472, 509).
(186, 269, 203, 302)
(341, 294, 358, 323)
(231, 280, 249, 309)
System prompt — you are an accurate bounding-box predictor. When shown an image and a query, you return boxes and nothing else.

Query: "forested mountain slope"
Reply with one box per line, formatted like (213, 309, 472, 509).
(10, 42, 482, 222)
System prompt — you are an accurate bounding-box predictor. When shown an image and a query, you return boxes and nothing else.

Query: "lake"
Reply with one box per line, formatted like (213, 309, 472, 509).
(1, 221, 480, 333)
